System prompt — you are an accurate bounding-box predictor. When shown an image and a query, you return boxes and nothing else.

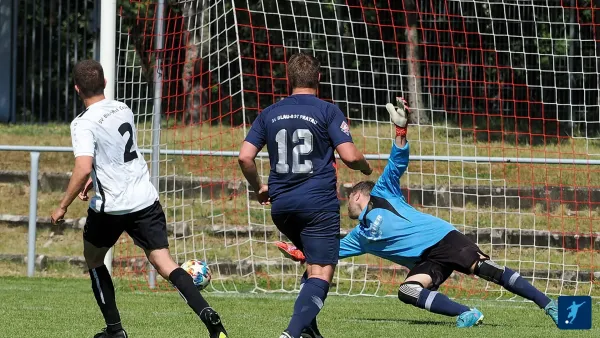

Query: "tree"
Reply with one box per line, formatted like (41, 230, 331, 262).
(179, 0, 210, 124)
(403, 0, 428, 125)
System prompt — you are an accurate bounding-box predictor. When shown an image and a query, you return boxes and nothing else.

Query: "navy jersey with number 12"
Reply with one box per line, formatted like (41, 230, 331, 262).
(244, 94, 353, 214)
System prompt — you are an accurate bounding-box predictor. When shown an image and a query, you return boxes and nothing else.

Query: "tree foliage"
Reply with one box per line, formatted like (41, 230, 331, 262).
(14, 0, 599, 140)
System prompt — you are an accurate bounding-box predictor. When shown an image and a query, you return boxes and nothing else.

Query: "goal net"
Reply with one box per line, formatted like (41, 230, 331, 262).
(112, 0, 599, 299)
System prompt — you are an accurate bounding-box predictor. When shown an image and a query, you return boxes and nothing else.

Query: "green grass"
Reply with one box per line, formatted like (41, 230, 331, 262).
(0, 277, 598, 338)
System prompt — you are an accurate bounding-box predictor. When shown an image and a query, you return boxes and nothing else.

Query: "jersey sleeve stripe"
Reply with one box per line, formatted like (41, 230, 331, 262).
(94, 166, 106, 213)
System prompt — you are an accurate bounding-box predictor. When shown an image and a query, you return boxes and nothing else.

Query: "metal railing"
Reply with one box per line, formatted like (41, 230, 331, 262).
(1, 144, 597, 278)
(3, 144, 600, 164)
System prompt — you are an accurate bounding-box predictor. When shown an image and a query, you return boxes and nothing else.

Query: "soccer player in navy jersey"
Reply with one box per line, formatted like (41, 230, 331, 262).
(277, 98, 560, 333)
(238, 53, 372, 338)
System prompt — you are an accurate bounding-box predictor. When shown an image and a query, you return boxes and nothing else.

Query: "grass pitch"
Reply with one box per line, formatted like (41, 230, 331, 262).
(0, 277, 598, 338)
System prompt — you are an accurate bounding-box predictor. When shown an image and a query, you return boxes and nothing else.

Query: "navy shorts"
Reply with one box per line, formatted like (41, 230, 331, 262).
(271, 211, 340, 265)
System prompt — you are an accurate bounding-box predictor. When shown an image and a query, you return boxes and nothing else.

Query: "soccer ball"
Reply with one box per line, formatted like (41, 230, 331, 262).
(181, 259, 211, 290)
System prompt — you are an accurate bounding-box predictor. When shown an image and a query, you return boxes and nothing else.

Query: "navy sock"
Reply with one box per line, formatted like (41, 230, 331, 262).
(286, 277, 329, 337)
(168, 268, 214, 323)
(500, 267, 551, 308)
(416, 288, 470, 317)
(89, 265, 123, 333)
(300, 272, 321, 335)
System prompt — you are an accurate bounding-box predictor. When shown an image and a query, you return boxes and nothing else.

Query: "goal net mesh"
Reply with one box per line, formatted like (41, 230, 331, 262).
(112, 0, 599, 298)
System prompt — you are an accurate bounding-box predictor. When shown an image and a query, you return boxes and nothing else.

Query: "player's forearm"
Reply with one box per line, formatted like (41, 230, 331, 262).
(336, 143, 370, 171)
(60, 166, 90, 209)
(238, 159, 262, 192)
(344, 154, 370, 172)
(395, 135, 407, 148)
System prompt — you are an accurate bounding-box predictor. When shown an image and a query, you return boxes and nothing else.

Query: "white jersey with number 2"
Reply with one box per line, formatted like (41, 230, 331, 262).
(70, 99, 158, 215)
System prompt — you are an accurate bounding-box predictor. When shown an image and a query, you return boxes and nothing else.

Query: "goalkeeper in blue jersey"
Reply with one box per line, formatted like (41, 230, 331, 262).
(276, 98, 559, 336)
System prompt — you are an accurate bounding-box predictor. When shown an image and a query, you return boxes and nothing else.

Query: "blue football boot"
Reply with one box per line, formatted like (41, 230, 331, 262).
(456, 308, 484, 328)
(544, 300, 559, 327)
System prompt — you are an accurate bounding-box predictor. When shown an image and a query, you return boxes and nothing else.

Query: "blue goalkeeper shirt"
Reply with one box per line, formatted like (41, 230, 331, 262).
(356, 141, 456, 264)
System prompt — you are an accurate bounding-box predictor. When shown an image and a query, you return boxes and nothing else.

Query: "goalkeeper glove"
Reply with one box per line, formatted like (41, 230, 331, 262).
(386, 97, 410, 137)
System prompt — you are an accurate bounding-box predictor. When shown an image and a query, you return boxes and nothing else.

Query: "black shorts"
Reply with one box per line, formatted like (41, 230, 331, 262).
(406, 230, 488, 290)
(83, 201, 169, 252)
(271, 211, 340, 265)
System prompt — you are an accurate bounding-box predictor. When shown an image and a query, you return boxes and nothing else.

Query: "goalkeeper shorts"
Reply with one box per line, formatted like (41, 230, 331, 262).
(406, 230, 487, 290)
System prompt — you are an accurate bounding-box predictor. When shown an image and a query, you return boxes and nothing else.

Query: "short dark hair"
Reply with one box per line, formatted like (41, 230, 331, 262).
(287, 53, 321, 89)
(351, 181, 375, 195)
(73, 60, 105, 98)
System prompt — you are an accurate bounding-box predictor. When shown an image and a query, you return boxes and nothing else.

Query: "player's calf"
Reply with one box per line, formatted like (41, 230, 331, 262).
(398, 280, 484, 328)
(397, 281, 470, 317)
(285, 264, 332, 338)
(274, 211, 339, 338)
(297, 271, 323, 338)
(84, 240, 124, 336)
(473, 259, 552, 309)
(147, 249, 228, 337)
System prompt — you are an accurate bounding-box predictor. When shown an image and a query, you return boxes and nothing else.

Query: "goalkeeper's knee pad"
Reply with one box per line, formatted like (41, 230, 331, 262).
(398, 281, 424, 306)
(474, 259, 505, 284)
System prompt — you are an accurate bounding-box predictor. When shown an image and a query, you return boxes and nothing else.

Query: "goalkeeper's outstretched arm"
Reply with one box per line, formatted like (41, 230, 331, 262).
(370, 97, 411, 199)
(394, 128, 407, 148)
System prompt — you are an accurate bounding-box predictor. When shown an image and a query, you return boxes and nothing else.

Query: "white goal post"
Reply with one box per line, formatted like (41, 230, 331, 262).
(99, 0, 117, 276)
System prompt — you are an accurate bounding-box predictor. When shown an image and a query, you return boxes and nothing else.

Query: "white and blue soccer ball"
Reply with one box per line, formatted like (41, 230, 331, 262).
(181, 259, 211, 290)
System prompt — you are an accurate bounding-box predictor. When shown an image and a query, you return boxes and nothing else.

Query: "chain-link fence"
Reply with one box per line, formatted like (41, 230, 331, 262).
(11, 0, 99, 123)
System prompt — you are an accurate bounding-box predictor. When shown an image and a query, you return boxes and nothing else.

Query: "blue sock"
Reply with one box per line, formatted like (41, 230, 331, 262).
(286, 277, 329, 337)
(500, 267, 551, 308)
(299, 272, 321, 335)
(416, 288, 470, 317)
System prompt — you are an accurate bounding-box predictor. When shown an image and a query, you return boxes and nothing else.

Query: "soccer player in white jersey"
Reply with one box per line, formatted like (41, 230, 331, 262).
(276, 98, 560, 336)
(50, 60, 228, 338)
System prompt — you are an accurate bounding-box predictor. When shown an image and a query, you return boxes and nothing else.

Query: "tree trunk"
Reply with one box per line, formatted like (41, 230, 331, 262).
(403, 0, 429, 125)
(179, 0, 210, 125)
